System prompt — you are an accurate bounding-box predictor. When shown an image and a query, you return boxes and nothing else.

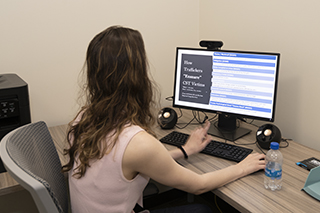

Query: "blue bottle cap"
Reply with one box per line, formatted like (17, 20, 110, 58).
(270, 142, 279, 150)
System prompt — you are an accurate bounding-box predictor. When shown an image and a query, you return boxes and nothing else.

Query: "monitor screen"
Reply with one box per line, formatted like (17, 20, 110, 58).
(173, 47, 280, 141)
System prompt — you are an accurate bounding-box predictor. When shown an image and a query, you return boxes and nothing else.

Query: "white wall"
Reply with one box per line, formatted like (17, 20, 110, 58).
(200, 0, 320, 151)
(0, 0, 319, 211)
(0, 0, 199, 127)
(1, 0, 319, 152)
(0, 1, 199, 210)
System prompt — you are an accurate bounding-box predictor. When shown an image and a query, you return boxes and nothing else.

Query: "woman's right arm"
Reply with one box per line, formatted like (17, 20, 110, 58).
(123, 131, 265, 195)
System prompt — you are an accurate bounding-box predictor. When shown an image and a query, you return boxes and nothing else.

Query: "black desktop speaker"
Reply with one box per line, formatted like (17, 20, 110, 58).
(157, 107, 177, 129)
(256, 124, 281, 150)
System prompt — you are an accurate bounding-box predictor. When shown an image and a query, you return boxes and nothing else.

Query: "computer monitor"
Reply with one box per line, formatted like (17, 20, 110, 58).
(173, 47, 280, 141)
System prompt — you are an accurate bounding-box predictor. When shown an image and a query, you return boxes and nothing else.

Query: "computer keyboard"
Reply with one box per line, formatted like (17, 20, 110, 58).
(160, 131, 253, 162)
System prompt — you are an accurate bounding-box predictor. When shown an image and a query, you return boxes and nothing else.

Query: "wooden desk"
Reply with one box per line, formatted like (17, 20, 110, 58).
(155, 110, 320, 213)
(1, 109, 320, 212)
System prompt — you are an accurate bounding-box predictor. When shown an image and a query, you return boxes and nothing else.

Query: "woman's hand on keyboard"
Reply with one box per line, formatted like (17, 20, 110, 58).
(183, 120, 212, 156)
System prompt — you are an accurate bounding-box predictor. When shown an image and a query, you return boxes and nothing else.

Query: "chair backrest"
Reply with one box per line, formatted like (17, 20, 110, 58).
(0, 121, 69, 213)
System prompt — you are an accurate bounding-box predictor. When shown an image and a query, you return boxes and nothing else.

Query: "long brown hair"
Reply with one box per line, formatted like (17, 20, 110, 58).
(62, 26, 158, 178)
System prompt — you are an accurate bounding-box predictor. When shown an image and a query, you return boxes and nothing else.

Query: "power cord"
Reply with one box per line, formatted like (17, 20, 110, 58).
(280, 138, 291, 148)
(256, 141, 266, 155)
(175, 110, 210, 129)
(164, 95, 291, 150)
(214, 194, 223, 213)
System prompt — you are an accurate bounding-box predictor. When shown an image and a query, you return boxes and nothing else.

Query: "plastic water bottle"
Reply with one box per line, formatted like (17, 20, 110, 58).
(264, 142, 283, 191)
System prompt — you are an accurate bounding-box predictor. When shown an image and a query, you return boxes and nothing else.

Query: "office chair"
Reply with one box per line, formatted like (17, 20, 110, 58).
(0, 121, 69, 213)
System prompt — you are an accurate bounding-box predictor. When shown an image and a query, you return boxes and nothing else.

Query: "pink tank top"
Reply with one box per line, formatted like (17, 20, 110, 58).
(68, 124, 149, 213)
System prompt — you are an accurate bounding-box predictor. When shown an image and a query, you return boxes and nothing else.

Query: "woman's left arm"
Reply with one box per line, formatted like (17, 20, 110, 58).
(169, 120, 212, 160)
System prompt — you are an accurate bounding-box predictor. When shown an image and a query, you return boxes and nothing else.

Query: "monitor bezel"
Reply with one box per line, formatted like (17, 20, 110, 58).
(172, 47, 280, 123)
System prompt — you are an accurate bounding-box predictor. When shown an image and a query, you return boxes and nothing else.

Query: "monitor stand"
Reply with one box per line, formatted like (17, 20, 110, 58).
(207, 114, 251, 141)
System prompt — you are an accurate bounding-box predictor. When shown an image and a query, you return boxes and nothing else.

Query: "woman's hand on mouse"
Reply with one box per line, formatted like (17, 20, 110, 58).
(237, 153, 266, 175)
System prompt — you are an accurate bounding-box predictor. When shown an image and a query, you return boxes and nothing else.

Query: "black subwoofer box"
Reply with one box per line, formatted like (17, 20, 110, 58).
(0, 74, 31, 173)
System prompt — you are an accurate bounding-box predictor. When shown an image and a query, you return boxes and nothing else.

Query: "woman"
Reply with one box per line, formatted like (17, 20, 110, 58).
(62, 26, 265, 213)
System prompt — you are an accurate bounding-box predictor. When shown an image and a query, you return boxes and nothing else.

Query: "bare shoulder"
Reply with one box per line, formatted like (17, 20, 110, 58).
(127, 131, 166, 158)
(123, 130, 173, 172)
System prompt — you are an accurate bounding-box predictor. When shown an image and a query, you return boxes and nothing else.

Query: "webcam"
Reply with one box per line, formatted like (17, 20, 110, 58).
(199, 40, 223, 50)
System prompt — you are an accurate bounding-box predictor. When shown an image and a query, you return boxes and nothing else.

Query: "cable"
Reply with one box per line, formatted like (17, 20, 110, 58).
(208, 114, 218, 122)
(164, 95, 218, 128)
(214, 194, 223, 213)
(165, 96, 173, 101)
(175, 110, 208, 129)
(175, 117, 196, 129)
(255, 141, 266, 155)
(280, 138, 291, 148)
(177, 108, 183, 119)
(164, 96, 290, 151)
(233, 140, 257, 146)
